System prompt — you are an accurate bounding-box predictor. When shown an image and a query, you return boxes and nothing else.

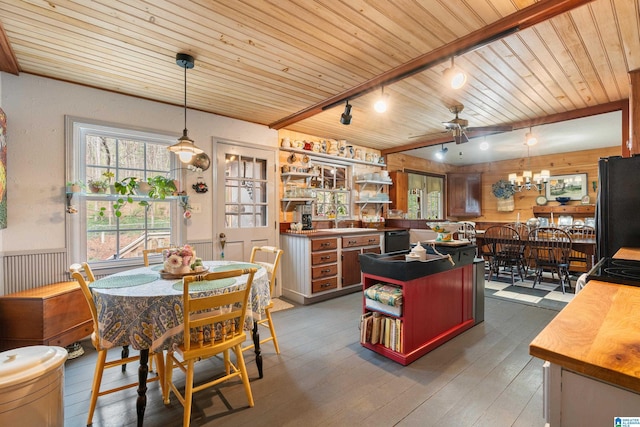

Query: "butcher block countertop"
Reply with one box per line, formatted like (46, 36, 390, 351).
(529, 247, 640, 394)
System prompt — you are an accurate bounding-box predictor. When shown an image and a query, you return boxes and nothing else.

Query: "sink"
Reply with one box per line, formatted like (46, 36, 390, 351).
(324, 227, 373, 233)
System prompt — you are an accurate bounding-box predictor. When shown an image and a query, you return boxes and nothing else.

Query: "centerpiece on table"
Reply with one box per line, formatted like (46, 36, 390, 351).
(163, 245, 199, 276)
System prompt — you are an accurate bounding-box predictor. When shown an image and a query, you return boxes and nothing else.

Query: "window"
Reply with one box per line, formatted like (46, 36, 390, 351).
(224, 153, 268, 228)
(407, 172, 444, 219)
(66, 118, 183, 269)
(310, 163, 350, 218)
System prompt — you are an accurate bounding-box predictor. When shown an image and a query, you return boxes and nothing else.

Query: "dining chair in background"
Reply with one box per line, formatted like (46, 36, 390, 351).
(528, 227, 573, 293)
(483, 225, 525, 285)
(566, 225, 596, 274)
(243, 245, 284, 354)
(143, 247, 170, 266)
(164, 268, 258, 427)
(69, 262, 164, 427)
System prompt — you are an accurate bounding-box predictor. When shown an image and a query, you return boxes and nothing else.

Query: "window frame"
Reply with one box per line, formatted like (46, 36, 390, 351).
(65, 116, 185, 272)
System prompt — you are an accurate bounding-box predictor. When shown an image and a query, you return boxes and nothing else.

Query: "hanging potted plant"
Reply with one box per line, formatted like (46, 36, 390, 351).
(492, 179, 516, 212)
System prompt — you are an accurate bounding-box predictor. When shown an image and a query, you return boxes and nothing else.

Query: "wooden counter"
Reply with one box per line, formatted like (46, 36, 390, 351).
(529, 247, 640, 425)
(529, 279, 640, 394)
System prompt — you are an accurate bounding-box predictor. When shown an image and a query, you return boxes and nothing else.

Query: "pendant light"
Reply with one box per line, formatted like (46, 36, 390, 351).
(373, 87, 389, 113)
(443, 57, 467, 90)
(168, 53, 203, 163)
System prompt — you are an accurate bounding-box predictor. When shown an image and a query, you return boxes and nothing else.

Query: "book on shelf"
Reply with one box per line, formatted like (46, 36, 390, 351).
(371, 312, 382, 345)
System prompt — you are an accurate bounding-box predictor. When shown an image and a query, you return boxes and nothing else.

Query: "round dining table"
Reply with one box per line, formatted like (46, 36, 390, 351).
(88, 260, 270, 427)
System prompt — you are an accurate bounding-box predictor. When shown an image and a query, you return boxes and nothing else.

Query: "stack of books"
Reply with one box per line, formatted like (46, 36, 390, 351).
(360, 311, 402, 352)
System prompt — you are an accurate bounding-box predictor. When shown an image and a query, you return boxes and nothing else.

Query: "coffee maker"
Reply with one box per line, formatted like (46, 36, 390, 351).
(297, 205, 313, 230)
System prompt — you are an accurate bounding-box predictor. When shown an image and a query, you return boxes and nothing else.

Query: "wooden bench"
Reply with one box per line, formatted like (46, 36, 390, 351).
(0, 281, 92, 351)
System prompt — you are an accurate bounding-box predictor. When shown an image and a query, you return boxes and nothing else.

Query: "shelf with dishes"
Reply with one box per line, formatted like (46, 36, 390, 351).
(280, 147, 386, 167)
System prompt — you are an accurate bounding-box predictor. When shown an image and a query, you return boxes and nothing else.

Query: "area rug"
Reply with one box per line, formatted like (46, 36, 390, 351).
(271, 297, 296, 312)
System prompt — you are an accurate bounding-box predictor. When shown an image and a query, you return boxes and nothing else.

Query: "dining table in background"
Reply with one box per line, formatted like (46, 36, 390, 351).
(475, 232, 597, 271)
(88, 260, 270, 427)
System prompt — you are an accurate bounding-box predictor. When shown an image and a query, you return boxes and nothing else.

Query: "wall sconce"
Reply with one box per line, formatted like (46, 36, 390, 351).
(340, 100, 352, 125)
(443, 57, 467, 90)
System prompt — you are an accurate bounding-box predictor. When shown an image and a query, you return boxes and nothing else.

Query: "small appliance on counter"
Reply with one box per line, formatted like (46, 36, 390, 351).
(297, 204, 313, 230)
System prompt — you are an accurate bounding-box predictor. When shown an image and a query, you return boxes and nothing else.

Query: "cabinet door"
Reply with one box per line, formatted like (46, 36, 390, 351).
(342, 250, 362, 286)
(447, 173, 481, 217)
(389, 171, 408, 212)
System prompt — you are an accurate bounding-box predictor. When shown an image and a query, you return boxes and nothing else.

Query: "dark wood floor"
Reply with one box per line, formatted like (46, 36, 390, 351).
(63, 292, 559, 426)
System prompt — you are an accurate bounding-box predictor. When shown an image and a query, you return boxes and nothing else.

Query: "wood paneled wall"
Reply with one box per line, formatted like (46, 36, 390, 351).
(387, 146, 621, 223)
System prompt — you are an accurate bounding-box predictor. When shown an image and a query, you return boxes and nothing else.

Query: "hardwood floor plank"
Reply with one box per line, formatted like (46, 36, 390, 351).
(63, 292, 558, 426)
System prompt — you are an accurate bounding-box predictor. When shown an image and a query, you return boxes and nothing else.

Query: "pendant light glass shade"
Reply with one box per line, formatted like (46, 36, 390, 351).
(443, 57, 467, 90)
(168, 53, 203, 163)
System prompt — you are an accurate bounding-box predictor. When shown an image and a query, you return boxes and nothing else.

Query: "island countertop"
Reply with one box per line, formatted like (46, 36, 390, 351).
(529, 247, 640, 394)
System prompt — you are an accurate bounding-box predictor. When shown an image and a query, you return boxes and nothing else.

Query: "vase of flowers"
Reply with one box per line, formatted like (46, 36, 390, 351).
(492, 179, 516, 212)
(163, 245, 195, 275)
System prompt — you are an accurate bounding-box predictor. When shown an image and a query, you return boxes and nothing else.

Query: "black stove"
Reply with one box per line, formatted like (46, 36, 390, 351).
(587, 258, 640, 288)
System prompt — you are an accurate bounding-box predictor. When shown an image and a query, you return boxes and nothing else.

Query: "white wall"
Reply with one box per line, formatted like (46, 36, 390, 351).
(0, 72, 278, 254)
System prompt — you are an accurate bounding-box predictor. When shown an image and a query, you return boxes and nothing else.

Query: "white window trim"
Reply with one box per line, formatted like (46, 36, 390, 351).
(65, 116, 185, 273)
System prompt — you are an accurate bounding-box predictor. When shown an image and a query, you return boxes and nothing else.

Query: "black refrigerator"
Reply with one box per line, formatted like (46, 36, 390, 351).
(596, 155, 640, 259)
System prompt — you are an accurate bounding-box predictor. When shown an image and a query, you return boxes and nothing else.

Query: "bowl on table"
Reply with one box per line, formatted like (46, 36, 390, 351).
(555, 196, 571, 205)
(426, 222, 462, 242)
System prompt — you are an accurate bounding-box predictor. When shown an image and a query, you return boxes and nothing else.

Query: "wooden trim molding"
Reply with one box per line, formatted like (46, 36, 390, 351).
(0, 21, 19, 75)
(629, 69, 640, 156)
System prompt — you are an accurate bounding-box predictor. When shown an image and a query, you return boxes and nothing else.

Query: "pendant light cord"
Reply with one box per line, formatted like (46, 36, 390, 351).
(183, 63, 188, 131)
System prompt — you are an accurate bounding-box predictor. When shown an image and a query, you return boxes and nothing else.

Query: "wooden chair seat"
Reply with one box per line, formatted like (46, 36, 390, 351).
(69, 263, 164, 426)
(164, 268, 257, 427)
(242, 245, 283, 354)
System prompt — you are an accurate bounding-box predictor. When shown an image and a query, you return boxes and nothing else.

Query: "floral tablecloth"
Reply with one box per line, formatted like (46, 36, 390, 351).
(89, 261, 270, 352)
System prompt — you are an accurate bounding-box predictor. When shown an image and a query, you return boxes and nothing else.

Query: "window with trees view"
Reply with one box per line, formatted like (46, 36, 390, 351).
(66, 118, 182, 268)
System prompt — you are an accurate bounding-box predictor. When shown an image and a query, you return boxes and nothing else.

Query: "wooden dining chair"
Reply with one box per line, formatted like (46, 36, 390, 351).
(566, 225, 596, 274)
(69, 263, 164, 427)
(483, 225, 525, 285)
(164, 268, 257, 427)
(143, 247, 170, 266)
(528, 227, 573, 293)
(242, 245, 284, 354)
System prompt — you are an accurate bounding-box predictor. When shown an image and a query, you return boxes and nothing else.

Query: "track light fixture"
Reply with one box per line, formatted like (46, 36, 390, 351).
(443, 57, 467, 90)
(373, 87, 388, 113)
(435, 144, 448, 160)
(168, 53, 204, 163)
(340, 100, 352, 125)
(525, 127, 538, 146)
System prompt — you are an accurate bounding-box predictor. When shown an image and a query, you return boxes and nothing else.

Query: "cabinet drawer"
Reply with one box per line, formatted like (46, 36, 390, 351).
(342, 234, 380, 248)
(312, 263, 338, 279)
(312, 276, 338, 293)
(312, 238, 338, 251)
(312, 251, 338, 265)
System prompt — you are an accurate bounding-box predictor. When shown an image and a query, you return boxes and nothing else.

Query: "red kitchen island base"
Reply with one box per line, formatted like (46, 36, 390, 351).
(361, 264, 475, 365)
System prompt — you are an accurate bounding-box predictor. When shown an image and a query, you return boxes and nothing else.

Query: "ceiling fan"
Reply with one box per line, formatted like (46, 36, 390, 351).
(442, 104, 513, 144)
(410, 104, 514, 144)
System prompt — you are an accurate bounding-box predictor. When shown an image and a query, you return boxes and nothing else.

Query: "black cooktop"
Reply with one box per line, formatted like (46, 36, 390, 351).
(587, 258, 640, 288)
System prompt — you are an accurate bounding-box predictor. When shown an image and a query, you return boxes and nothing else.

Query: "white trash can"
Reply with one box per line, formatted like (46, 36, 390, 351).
(0, 345, 67, 426)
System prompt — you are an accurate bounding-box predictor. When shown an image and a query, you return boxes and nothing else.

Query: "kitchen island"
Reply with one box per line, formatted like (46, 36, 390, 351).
(529, 248, 640, 425)
(359, 245, 478, 365)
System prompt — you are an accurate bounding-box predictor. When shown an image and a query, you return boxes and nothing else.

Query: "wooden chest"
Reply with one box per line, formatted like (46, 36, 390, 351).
(0, 281, 93, 351)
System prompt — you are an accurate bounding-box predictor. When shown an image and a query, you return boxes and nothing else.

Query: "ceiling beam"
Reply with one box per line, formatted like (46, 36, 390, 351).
(381, 100, 628, 155)
(268, 0, 596, 130)
(0, 21, 19, 75)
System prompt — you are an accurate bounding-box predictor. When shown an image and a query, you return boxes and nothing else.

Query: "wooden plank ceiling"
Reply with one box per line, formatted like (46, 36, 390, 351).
(0, 0, 638, 154)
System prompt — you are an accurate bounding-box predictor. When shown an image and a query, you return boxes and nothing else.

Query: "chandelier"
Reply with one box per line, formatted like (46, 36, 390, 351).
(507, 145, 549, 192)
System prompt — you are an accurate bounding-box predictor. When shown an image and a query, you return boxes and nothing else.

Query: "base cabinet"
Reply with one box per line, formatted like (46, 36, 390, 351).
(280, 232, 383, 305)
(543, 362, 640, 426)
(361, 264, 474, 365)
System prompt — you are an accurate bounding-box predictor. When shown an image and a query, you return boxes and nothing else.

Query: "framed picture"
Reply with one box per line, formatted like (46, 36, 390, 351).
(545, 173, 588, 201)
